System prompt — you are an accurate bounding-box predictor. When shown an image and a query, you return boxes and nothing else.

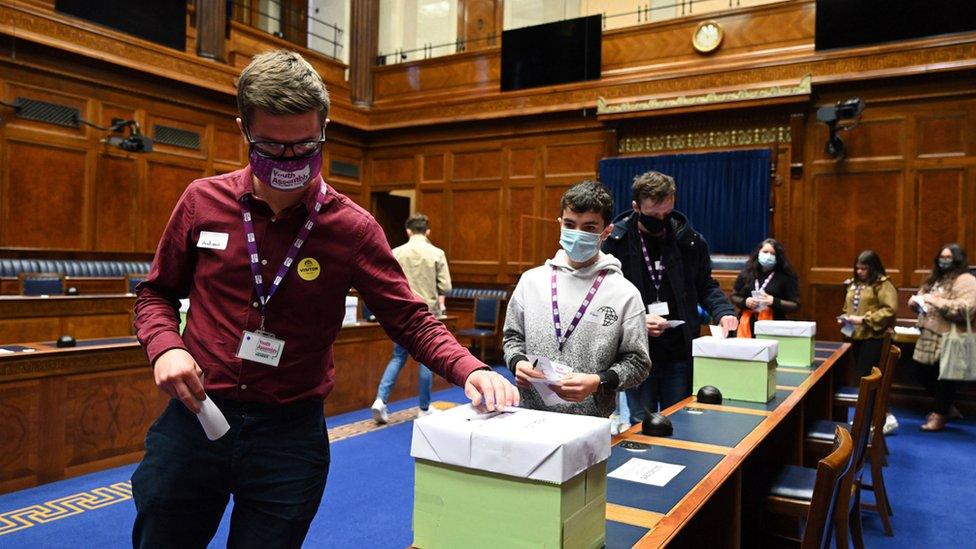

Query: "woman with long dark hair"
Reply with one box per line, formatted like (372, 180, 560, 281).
(910, 243, 976, 431)
(731, 238, 800, 338)
(839, 250, 899, 433)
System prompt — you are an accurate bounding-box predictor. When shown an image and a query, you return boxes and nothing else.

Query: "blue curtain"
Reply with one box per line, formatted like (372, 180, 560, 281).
(598, 149, 771, 255)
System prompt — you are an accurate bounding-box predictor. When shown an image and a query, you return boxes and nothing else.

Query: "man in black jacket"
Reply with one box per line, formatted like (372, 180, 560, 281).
(602, 171, 738, 423)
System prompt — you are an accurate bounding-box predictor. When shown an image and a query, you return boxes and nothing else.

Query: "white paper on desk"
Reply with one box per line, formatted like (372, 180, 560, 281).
(608, 457, 685, 487)
(894, 326, 920, 336)
(196, 395, 230, 440)
(0, 349, 12, 354)
(709, 325, 726, 338)
(526, 355, 573, 406)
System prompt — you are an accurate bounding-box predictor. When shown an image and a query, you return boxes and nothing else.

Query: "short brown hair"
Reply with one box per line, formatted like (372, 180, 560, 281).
(561, 180, 614, 225)
(236, 50, 330, 125)
(405, 213, 429, 234)
(632, 171, 676, 203)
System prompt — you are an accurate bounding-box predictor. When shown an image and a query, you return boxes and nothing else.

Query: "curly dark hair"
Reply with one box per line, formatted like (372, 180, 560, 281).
(561, 180, 614, 225)
(922, 243, 969, 291)
(741, 238, 797, 285)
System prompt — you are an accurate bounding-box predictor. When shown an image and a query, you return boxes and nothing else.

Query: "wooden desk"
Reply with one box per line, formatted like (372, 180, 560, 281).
(603, 341, 849, 548)
(0, 294, 136, 345)
(0, 276, 128, 296)
(0, 317, 463, 494)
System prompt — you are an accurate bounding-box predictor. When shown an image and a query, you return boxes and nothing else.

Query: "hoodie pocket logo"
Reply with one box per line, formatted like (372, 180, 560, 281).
(599, 306, 619, 326)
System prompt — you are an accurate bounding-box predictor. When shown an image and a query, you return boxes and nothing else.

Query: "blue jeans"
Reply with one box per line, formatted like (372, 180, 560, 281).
(132, 397, 329, 548)
(377, 343, 432, 411)
(626, 360, 690, 424)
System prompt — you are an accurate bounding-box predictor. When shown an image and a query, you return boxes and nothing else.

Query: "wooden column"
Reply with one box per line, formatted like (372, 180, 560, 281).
(349, 0, 379, 107)
(195, 0, 226, 62)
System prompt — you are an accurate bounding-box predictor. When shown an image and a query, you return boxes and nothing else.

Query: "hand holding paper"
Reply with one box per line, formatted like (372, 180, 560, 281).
(526, 355, 573, 406)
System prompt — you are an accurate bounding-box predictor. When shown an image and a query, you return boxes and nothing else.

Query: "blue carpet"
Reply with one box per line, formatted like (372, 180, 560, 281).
(1, 364, 972, 548)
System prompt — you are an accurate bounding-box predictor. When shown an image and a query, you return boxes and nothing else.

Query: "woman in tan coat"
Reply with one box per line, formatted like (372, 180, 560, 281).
(909, 243, 976, 431)
(840, 250, 899, 433)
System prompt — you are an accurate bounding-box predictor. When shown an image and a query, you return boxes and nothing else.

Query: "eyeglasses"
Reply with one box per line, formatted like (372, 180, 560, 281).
(244, 126, 325, 159)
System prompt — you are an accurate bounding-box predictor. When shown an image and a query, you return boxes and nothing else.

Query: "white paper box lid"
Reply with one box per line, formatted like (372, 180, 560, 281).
(410, 404, 610, 483)
(692, 336, 778, 362)
(754, 320, 817, 337)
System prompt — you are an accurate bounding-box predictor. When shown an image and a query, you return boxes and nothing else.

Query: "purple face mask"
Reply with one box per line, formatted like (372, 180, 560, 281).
(249, 148, 323, 192)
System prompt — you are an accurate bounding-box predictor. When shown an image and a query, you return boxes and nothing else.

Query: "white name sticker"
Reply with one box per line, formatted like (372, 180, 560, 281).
(647, 301, 670, 316)
(197, 231, 229, 250)
(236, 330, 285, 367)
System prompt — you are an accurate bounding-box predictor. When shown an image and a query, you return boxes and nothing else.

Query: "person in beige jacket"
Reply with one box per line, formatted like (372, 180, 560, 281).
(909, 243, 976, 431)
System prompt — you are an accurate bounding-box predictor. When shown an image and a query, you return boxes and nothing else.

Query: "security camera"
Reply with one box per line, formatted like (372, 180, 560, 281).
(106, 134, 153, 153)
(816, 98, 864, 160)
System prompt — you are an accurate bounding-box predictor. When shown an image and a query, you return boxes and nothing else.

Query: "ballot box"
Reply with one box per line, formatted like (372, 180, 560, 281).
(410, 405, 610, 549)
(693, 336, 779, 403)
(754, 320, 816, 367)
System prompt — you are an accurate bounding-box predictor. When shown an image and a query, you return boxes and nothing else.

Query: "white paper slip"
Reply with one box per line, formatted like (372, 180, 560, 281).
(526, 355, 573, 406)
(197, 231, 229, 250)
(709, 325, 726, 338)
(196, 395, 231, 440)
(894, 326, 920, 336)
(664, 320, 685, 329)
(608, 457, 685, 487)
(0, 349, 13, 354)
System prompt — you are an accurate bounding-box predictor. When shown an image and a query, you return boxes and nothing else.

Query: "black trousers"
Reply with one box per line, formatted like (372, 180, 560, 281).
(850, 337, 886, 378)
(132, 397, 329, 549)
(913, 360, 958, 416)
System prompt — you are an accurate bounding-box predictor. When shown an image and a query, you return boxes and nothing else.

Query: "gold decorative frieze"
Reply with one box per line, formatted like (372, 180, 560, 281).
(597, 75, 812, 115)
(619, 126, 791, 153)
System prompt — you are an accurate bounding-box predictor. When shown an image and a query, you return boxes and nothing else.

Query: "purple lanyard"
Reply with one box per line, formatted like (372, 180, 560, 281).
(755, 272, 774, 293)
(639, 234, 664, 294)
(551, 267, 608, 351)
(240, 183, 327, 330)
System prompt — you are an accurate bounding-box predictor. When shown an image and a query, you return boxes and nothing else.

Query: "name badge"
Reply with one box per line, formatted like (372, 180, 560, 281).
(647, 301, 669, 316)
(197, 231, 229, 250)
(236, 330, 285, 367)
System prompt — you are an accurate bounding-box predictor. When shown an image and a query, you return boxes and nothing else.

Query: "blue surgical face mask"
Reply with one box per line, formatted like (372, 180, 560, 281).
(758, 252, 777, 270)
(560, 227, 601, 263)
(938, 258, 954, 270)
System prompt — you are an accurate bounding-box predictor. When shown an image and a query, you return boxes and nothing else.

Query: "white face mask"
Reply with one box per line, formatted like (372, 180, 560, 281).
(758, 252, 776, 270)
(559, 227, 601, 263)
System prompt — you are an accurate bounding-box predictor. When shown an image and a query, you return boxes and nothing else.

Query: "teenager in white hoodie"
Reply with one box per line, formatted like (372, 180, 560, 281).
(503, 181, 651, 418)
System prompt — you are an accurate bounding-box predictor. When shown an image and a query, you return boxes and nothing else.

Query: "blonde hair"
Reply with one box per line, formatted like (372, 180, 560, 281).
(236, 50, 330, 125)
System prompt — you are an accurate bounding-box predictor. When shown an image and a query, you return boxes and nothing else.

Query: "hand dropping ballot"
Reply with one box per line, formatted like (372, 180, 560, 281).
(526, 355, 573, 406)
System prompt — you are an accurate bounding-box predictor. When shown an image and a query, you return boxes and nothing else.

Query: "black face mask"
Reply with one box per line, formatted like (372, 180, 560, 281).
(638, 212, 669, 235)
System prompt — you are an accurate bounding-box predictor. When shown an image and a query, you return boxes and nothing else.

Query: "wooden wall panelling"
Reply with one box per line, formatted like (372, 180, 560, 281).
(0, 380, 42, 491)
(458, 0, 501, 51)
(142, 161, 205, 252)
(94, 154, 139, 252)
(3, 139, 89, 249)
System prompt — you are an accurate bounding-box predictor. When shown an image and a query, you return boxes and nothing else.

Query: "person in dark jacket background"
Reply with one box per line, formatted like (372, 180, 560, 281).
(603, 171, 737, 423)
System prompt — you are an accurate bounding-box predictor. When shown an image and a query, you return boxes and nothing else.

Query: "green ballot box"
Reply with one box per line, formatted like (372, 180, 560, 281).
(693, 336, 779, 403)
(410, 405, 610, 549)
(754, 320, 817, 367)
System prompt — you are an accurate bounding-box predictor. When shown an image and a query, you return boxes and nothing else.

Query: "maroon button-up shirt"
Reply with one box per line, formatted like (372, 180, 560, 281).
(134, 167, 483, 404)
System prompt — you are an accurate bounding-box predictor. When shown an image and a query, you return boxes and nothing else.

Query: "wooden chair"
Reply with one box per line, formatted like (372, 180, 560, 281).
(804, 367, 883, 549)
(456, 297, 500, 362)
(18, 272, 65, 296)
(855, 345, 900, 536)
(764, 425, 855, 548)
(833, 331, 893, 459)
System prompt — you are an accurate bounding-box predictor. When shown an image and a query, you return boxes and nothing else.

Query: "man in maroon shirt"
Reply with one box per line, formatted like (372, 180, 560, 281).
(131, 50, 518, 548)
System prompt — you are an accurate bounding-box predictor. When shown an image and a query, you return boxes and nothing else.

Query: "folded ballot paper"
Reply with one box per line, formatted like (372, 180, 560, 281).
(410, 404, 610, 483)
(526, 355, 573, 406)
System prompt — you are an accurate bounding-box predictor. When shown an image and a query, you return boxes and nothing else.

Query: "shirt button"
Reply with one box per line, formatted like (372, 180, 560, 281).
(252, 301, 259, 308)
(261, 259, 268, 265)
(241, 384, 247, 390)
(271, 216, 277, 223)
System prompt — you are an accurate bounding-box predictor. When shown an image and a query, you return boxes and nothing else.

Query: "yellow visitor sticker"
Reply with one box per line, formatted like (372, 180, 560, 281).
(297, 258, 321, 281)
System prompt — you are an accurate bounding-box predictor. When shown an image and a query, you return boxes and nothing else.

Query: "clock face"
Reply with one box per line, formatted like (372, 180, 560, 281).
(693, 21, 723, 54)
